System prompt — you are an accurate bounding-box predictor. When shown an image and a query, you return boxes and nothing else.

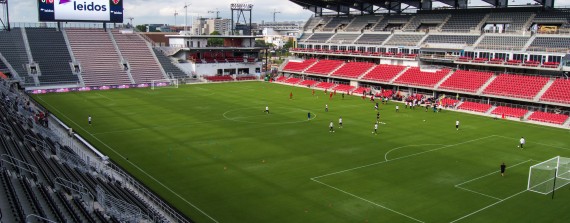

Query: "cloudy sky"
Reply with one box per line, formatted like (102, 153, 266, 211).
(7, 0, 570, 25)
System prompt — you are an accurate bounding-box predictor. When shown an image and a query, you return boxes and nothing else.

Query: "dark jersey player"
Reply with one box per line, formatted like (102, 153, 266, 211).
(500, 163, 506, 176)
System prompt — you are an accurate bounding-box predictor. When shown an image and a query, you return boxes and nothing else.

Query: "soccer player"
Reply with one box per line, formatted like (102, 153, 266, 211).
(329, 121, 335, 132)
(325, 104, 329, 112)
(500, 162, 506, 176)
(312, 89, 315, 96)
(307, 112, 311, 120)
(456, 120, 460, 131)
(290, 92, 293, 100)
(88, 115, 92, 125)
(376, 112, 380, 121)
(329, 92, 333, 100)
(373, 122, 378, 134)
(396, 105, 399, 112)
(342, 93, 345, 100)
(265, 106, 269, 114)
(339, 116, 343, 128)
(519, 137, 525, 149)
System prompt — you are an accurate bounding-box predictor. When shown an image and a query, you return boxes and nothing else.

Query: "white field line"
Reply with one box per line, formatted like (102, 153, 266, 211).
(311, 178, 425, 223)
(96, 93, 113, 101)
(312, 135, 495, 179)
(449, 189, 527, 223)
(384, 144, 445, 161)
(455, 159, 533, 187)
(454, 187, 502, 201)
(37, 96, 220, 223)
(493, 135, 570, 151)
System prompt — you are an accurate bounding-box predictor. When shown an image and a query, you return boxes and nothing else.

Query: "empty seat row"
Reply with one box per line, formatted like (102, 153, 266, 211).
(362, 64, 407, 83)
(540, 79, 570, 104)
(305, 60, 344, 75)
(457, 101, 492, 113)
(483, 74, 549, 99)
(332, 62, 374, 79)
(438, 70, 493, 93)
(491, 106, 528, 118)
(394, 68, 450, 88)
(528, 111, 569, 125)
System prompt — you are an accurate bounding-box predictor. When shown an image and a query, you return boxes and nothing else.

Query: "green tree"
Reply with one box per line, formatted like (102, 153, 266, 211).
(135, 25, 147, 32)
(283, 39, 294, 50)
(208, 31, 223, 47)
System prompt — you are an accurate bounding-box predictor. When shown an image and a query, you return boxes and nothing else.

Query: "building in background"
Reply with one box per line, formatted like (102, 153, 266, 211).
(192, 17, 232, 35)
(258, 21, 303, 48)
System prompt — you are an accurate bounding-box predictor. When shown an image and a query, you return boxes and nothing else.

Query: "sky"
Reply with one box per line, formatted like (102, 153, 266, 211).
(6, 0, 570, 26)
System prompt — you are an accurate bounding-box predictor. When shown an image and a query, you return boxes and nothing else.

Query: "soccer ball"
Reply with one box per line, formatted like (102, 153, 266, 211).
(517, 146, 520, 148)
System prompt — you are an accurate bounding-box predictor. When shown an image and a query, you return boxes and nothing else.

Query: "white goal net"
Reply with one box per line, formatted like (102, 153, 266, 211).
(527, 156, 570, 194)
(151, 79, 179, 90)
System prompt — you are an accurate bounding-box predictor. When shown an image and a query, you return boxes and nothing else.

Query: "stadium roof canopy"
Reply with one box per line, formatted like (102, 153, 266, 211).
(290, 0, 554, 14)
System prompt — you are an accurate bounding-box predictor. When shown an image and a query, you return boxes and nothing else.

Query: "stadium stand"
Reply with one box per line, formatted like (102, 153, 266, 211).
(205, 76, 233, 82)
(475, 35, 531, 51)
(329, 34, 361, 44)
(306, 33, 334, 43)
(438, 70, 494, 92)
(361, 64, 407, 83)
(383, 34, 425, 46)
(332, 62, 375, 79)
(298, 79, 318, 86)
(303, 17, 324, 31)
(457, 101, 493, 113)
(485, 12, 534, 32)
(322, 17, 353, 32)
(152, 48, 187, 79)
(353, 86, 370, 94)
(66, 29, 131, 86)
(112, 31, 165, 83)
(483, 74, 549, 99)
(491, 106, 529, 118)
(394, 68, 451, 88)
(332, 84, 355, 92)
(0, 28, 30, 77)
(305, 60, 344, 75)
(440, 13, 487, 32)
(372, 15, 413, 31)
(314, 82, 336, 89)
(345, 15, 383, 31)
(276, 76, 287, 82)
(403, 14, 448, 31)
(284, 77, 302, 84)
(528, 111, 569, 125)
(283, 59, 317, 72)
(25, 28, 78, 85)
(527, 37, 570, 52)
(440, 98, 459, 107)
(540, 79, 570, 104)
(422, 35, 480, 46)
(354, 33, 391, 45)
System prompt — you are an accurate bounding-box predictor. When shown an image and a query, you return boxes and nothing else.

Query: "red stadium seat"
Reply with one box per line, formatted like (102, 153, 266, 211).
(457, 101, 492, 113)
(491, 106, 528, 118)
(394, 68, 451, 88)
(439, 70, 493, 93)
(528, 111, 569, 125)
(483, 74, 549, 99)
(332, 62, 375, 79)
(361, 64, 407, 82)
(541, 79, 570, 104)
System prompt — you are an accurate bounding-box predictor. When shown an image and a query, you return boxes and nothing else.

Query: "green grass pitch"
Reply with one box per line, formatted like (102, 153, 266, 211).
(33, 82, 570, 223)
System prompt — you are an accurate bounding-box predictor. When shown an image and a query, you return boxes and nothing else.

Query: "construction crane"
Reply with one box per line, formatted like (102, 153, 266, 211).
(174, 10, 178, 26)
(272, 9, 281, 22)
(208, 9, 221, 19)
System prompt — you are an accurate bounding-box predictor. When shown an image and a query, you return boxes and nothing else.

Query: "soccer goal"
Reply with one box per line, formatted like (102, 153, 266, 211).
(527, 156, 570, 195)
(151, 79, 179, 90)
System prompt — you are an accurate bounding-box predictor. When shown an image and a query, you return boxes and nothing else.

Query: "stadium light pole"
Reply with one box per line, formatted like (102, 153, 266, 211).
(184, 2, 191, 34)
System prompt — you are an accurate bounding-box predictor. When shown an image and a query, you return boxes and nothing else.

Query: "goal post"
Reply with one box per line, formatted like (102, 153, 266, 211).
(527, 156, 570, 195)
(151, 79, 179, 90)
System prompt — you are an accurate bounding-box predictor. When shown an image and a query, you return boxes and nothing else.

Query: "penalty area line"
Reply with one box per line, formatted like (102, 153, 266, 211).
(311, 178, 425, 223)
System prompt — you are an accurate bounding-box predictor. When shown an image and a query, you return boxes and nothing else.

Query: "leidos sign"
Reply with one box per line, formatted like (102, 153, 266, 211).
(38, 0, 123, 22)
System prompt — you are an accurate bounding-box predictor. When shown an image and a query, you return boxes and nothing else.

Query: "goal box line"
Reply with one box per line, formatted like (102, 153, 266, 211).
(151, 79, 179, 90)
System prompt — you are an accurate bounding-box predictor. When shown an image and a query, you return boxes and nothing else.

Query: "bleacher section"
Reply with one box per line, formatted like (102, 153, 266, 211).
(528, 111, 569, 125)
(440, 98, 459, 107)
(441, 13, 487, 32)
(491, 106, 528, 118)
(333, 84, 355, 92)
(540, 79, 570, 104)
(152, 48, 187, 79)
(314, 82, 336, 89)
(303, 17, 323, 31)
(373, 15, 412, 31)
(284, 77, 302, 84)
(438, 70, 494, 92)
(527, 37, 570, 52)
(66, 29, 131, 86)
(483, 74, 549, 99)
(384, 34, 425, 46)
(475, 35, 531, 51)
(112, 31, 164, 83)
(298, 79, 318, 86)
(346, 15, 382, 32)
(362, 64, 406, 83)
(283, 59, 317, 72)
(305, 60, 344, 75)
(329, 34, 361, 44)
(26, 28, 78, 85)
(355, 33, 391, 45)
(486, 12, 533, 32)
(394, 68, 450, 88)
(0, 28, 30, 77)
(533, 10, 570, 27)
(323, 17, 352, 32)
(458, 101, 492, 113)
(306, 33, 334, 43)
(332, 62, 374, 79)
(205, 76, 233, 82)
(422, 35, 480, 46)
(403, 14, 448, 31)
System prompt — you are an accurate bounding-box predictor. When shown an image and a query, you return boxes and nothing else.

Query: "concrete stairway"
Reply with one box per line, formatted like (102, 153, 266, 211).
(477, 74, 498, 95)
(434, 70, 455, 89)
(533, 78, 555, 102)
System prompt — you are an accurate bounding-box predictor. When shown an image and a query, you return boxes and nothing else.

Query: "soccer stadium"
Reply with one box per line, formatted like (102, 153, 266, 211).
(0, 0, 570, 222)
